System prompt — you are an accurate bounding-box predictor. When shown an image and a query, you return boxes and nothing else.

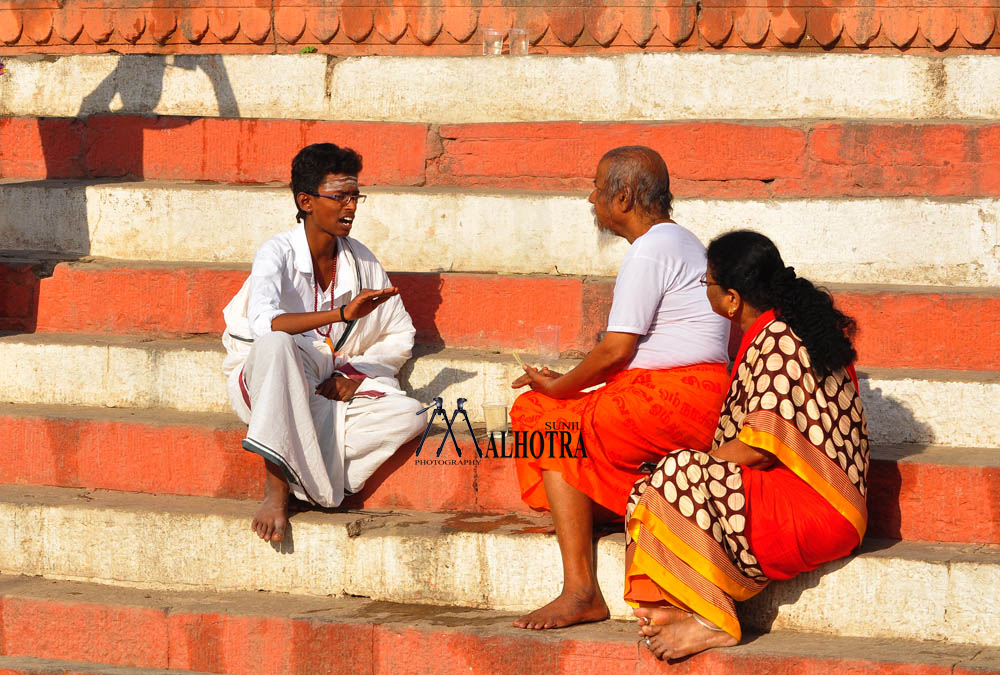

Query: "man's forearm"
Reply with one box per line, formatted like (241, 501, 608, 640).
(271, 309, 344, 335)
(546, 340, 631, 398)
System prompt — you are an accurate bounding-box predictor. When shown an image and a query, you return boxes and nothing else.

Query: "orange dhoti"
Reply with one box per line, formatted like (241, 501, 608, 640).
(511, 363, 729, 516)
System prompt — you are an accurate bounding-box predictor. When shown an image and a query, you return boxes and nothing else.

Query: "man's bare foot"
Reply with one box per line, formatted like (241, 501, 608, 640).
(634, 605, 689, 637)
(513, 589, 610, 630)
(252, 459, 290, 542)
(642, 614, 737, 660)
(252, 491, 288, 542)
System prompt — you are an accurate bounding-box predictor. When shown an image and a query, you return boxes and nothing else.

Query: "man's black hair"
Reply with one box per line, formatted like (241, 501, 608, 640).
(291, 143, 363, 222)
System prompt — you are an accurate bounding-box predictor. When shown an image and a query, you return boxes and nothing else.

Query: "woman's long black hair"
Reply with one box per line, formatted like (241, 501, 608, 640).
(706, 230, 857, 376)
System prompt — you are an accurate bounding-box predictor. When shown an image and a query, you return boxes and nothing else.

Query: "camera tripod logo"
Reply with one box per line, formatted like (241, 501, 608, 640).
(414, 397, 482, 458)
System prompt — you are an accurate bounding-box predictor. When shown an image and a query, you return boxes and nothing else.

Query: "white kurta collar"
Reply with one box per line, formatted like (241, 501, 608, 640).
(291, 226, 357, 300)
(291, 224, 314, 277)
(333, 239, 357, 300)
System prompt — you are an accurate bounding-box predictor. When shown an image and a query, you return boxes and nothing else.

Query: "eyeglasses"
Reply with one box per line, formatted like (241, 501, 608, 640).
(310, 192, 367, 205)
(699, 273, 723, 288)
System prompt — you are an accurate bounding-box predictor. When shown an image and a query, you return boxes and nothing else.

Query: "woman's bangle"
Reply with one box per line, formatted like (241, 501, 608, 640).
(340, 306, 346, 322)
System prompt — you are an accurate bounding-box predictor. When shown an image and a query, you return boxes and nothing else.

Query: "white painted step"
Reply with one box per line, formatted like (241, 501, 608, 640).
(2, 181, 997, 286)
(2, 53, 998, 122)
(0, 334, 994, 447)
(4, 485, 999, 646)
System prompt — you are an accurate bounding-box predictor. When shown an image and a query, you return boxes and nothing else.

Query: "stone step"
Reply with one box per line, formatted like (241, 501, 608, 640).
(5, 115, 999, 199)
(2, 180, 997, 286)
(3, 258, 998, 371)
(4, 576, 998, 675)
(0, 333, 995, 447)
(4, 486, 999, 645)
(0, 655, 216, 675)
(2, 403, 998, 545)
(2, 53, 997, 122)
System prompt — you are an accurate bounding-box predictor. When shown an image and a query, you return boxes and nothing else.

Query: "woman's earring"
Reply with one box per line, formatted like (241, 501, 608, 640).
(728, 306, 736, 318)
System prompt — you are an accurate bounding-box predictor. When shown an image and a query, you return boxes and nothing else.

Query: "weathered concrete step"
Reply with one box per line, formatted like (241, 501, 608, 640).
(2, 53, 998, 122)
(3, 258, 998, 370)
(4, 576, 998, 675)
(5, 115, 1000, 199)
(4, 486, 1000, 645)
(0, 655, 217, 675)
(0, 334, 995, 447)
(2, 403, 998, 545)
(2, 180, 998, 286)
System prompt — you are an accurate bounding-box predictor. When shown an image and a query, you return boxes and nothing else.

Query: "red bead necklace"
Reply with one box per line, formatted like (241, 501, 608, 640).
(313, 255, 338, 338)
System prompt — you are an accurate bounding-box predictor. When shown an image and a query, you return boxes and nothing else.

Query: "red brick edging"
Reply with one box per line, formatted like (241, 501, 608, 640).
(0, 0, 998, 55)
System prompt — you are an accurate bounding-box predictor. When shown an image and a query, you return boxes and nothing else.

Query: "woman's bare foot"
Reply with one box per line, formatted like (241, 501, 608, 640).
(252, 459, 290, 542)
(634, 605, 690, 637)
(513, 588, 610, 630)
(642, 614, 737, 660)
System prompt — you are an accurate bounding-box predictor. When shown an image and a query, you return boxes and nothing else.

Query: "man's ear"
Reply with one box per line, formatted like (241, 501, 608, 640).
(615, 186, 635, 213)
(296, 191, 313, 215)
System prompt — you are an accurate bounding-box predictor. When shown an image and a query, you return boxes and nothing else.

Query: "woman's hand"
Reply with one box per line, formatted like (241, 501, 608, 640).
(710, 438, 776, 470)
(343, 287, 399, 321)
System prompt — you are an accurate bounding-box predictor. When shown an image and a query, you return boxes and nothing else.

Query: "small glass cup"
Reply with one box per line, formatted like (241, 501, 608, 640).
(534, 325, 561, 361)
(509, 28, 529, 55)
(482, 28, 504, 55)
(482, 403, 508, 435)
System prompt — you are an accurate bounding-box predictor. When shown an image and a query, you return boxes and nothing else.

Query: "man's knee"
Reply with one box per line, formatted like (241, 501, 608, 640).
(254, 330, 296, 353)
(247, 331, 299, 373)
(511, 391, 544, 420)
(387, 397, 427, 441)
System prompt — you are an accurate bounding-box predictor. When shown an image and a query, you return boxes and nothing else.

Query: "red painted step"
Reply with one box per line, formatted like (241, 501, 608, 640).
(1, 575, 997, 675)
(0, 116, 428, 186)
(430, 121, 1000, 196)
(2, 260, 997, 370)
(0, 655, 216, 675)
(3, 403, 998, 545)
(4, 116, 1000, 197)
(0, 261, 601, 355)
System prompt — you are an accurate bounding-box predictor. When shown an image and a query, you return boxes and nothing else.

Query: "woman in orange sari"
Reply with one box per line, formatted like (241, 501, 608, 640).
(627, 230, 869, 659)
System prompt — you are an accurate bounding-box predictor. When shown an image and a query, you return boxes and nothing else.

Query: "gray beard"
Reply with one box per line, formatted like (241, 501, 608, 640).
(593, 210, 618, 251)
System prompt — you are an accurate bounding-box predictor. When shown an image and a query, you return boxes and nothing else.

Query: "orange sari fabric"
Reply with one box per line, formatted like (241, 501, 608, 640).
(511, 363, 729, 517)
(743, 465, 860, 580)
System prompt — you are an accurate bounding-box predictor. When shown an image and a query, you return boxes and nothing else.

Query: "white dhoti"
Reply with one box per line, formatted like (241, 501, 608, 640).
(227, 331, 426, 507)
(222, 234, 428, 508)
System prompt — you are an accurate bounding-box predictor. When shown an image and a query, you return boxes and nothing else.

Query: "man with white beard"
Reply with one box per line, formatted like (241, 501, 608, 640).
(508, 146, 731, 630)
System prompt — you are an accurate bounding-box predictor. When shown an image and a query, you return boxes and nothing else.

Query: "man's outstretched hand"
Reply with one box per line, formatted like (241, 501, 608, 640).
(512, 366, 563, 396)
(343, 287, 399, 321)
(316, 375, 360, 401)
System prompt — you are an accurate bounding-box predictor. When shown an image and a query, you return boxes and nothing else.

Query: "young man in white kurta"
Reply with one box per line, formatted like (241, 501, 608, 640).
(221, 143, 426, 542)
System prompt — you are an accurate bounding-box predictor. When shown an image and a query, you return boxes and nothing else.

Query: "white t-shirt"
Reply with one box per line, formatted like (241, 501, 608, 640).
(606, 222, 730, 370)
